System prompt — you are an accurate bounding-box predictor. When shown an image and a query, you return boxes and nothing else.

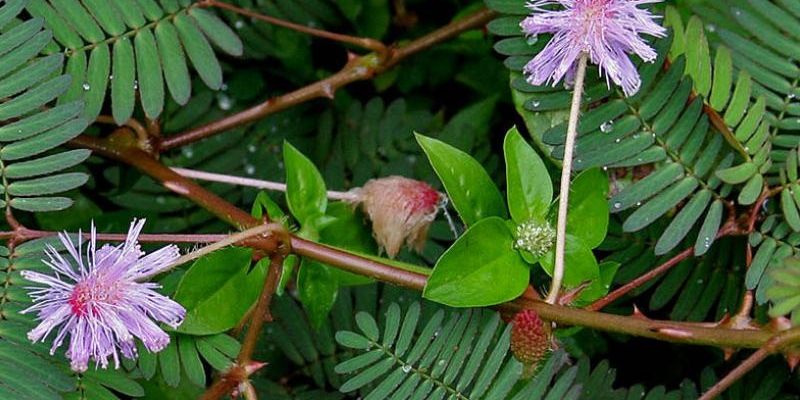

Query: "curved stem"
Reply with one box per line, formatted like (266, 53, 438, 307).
(546, 54, 588, 304)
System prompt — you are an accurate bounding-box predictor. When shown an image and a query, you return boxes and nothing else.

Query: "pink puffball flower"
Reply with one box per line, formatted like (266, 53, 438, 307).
(521, 0, 667, 96)
(20, 219, 185, 372)
(354, 176, 442, 258)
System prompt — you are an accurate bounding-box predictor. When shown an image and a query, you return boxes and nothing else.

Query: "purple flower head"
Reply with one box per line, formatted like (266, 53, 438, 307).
(20, 219, 185, 372)
(521, 0, 667, 96)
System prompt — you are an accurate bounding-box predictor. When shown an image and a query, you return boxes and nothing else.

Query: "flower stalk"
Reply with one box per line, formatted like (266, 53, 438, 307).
(546, 53, 588, 304)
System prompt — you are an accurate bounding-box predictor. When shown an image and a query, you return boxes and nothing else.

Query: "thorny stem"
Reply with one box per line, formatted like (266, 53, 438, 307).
(586, 221, 737, 311)
(171, 167, 360, 201)
(699, 347, 771, 400)
(158, 8, 498, 150)
(699, 327, 800, 400)
(200, 0, 388, 56)
(547, 53, 588, 304)
(200, 245, 286, 400)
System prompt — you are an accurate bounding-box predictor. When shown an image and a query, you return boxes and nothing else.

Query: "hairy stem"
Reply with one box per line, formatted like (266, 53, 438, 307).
(171, 167, 359, 201)
(547, 54, 588, 304)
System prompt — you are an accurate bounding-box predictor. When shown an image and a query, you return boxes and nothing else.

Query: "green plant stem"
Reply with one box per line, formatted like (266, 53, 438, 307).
(547, 53, 588, 304)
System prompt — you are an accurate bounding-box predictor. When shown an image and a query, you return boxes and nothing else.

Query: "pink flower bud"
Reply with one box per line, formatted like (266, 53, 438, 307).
(354, 176, 441, 258)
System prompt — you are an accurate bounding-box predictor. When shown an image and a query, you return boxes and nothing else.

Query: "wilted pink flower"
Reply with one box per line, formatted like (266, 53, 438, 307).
(521, 0, 667, 96)
(20, 219, 185, 372)
(354, 176, 442, 258)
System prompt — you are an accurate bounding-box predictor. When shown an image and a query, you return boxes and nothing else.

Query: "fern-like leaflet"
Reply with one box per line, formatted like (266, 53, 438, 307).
(27, 0, 243, 124)
(0, 0, 90, 213)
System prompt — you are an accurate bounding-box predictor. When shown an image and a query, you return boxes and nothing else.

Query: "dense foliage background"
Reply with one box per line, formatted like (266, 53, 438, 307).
(2, 0, 800, 398)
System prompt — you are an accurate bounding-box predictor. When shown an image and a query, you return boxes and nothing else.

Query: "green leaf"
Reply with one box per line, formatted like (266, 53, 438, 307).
(174, 12, 222, 90)
(297, 259, 339, 328)
(83, 44, 110, 120)
(9, 197, 72, 212)
(174, 247, 266, 335)
(189, 8, 243, 56)
(416, 133, 507, 225)
(564, 168, 609, 248)
(539, 234, 600, 288)
(504, 126, 552, 223)
(573, 261, 620, 306)
(716, 162, 758, 184)
(284, 141, 327, 225)
(156, 20, 191, 105)
(135, 27, 164, 119)
(424, 217, 527, 307)
(111, 36, 135, 124)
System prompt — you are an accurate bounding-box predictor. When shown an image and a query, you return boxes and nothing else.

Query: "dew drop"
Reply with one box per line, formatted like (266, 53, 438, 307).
(614, 138, 621, 143)
(526, 34, 538, 45)
(438, 359, 446, 366)
(402, 365, 412, 373)
(108, 74, 114, 81)
(81, 82, 90, 91)
(788, 93, 796, 100)
(531, 100, 541, 108)
(217, 94, 233, 110)
(613, 202, 622, 209)
(245, 164, 255, 175)
(602, 166, 608, 171)
(600, 120, 614, 133)
(706, 24, 716, 33)
(635, 201, 642, 206)
(182, 147, 194, 158)
(247, 144, 257, 153)
(133, 80, 139, 90)
(234, 20, 244, 29)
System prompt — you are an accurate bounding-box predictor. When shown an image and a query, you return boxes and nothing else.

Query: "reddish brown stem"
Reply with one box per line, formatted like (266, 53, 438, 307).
(159, 8, 497, 151)
(0, 227, 226, 243)
(587, 222, 737, 311)
(201, 242, 285, 400)
(202, 0, 387, 56)
(586, 246, 694, 311)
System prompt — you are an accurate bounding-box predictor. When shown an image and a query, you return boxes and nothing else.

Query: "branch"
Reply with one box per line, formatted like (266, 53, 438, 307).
(587, 221, 737, 311)
(0, 226, 227, 243)
(699, 328, 800, 400)
(201, 0, 388, 55)
(158, 8, 497, 150)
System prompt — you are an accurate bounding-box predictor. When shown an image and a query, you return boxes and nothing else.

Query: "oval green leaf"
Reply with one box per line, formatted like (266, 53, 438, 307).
(416, 133, 506, 226)
(424, 217, 527, 307)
